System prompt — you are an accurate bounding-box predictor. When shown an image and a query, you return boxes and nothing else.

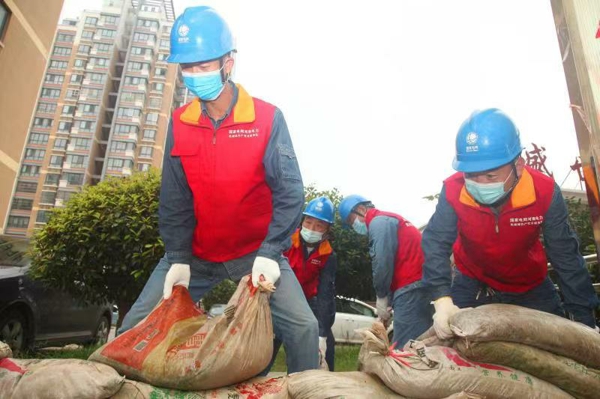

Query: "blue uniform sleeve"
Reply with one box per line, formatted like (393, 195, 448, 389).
(421, 186, 457, 301)
(258, 108, 305, 261)
(368, 216, 398, 299)
(542, 184, 599, 327)
(158, 120, 195, 265)
(316, 252, 337, 336)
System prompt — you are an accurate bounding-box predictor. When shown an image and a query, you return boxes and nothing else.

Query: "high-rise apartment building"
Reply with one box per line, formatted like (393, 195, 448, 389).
(4, 0, 187, 236)
(0, 0, 65, 234)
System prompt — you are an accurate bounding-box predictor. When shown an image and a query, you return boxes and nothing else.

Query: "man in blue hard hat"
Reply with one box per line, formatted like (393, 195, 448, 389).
(338, 195, 433, 347)
(281, 196, 337, 370)
(118, 6, 320, 372)
(422, 108, 599, 339)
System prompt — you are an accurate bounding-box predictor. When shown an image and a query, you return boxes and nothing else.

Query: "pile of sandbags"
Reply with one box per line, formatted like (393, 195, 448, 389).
(450, 304, 600, 399)
(358, 323, 573, 398)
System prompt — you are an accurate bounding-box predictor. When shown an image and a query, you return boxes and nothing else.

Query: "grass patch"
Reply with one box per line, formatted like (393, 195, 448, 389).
(271, 344, 360, 372)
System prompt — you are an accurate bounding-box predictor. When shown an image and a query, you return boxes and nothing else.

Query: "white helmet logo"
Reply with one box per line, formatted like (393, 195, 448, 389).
(178, 24, 189, 37)
(466, 132, 478, 145)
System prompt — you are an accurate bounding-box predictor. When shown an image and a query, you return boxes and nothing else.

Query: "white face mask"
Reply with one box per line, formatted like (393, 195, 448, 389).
(300, 227, 324, 244)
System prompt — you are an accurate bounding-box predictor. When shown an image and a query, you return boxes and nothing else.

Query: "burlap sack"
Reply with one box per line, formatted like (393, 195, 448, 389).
(449, 304, 600, 369)
(90, 276, 273, 390)
(111, 376, 288, 398)
(358, 323, 572, 399)
(0, 341, 12, 359)
(0, 357, 124, 399)
(455, 340, 600, 399)
(288, 370, 406, 398)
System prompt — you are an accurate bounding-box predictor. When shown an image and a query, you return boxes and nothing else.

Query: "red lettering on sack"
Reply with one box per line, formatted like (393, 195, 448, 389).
(0, 359, 26, 374)
(441, 347, 511, 371)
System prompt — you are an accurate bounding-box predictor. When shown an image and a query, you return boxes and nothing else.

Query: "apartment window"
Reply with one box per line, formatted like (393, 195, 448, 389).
(102, 15, 118, 25)
(66, 154, 87, 167)
(133, 32, 155, 43)
(57, 121, 72, 132)
(57, 190, 75, 202)
(145, 112, 158, 124)
(28, 133, 49, 145)
(142, 129, 156, 141)
(95, 43, 112, 53)
(117, 107, 141, 118)
(69, 74, 83, 84)
(53, 138, 68, 149)
(99, 29, 116, 38)
(85, 16, 98, 26)
(37, 102, 57, 114)
(110, 141, 134, 152)
(81, 30, 94, 39)
(49, 155, 64, 167)
(90, 57, 109, 67)
(124, 76, 147, 86)
(127, 61, 150, 72)
(24, 148, 45, 161)
(81, 104, 98, 115)
(64, 172, 84, 185)
(154, 68, 167, 77)
(151, 82, 164, 92)
(114, 124, 138, 134)
(157, 53, 167, 61)
(81, 88, 100, 98)
(0, 3, 10, 43)
(137, 19, 159, 29)
(41, 88, 60, 98)
(62, 105, 76, 115)
(77, 44, 91, 54)
(40, 191, 56, 204)
(106, 158, 132, 171)
(120, 92, 144, 103)
(76, 120, 96, 132)
(12, 198, 33, 211)
(74, 59, 87, 68)
(7, 216, 29, 229)
(130, 47, 152, 56)
(20, 164, 41, 177)
(137, 163, 151, 172)
(16, 181, 38, 193)
(139, 146, 153, 158)
(56, 33, 74, 43)
(45, 174, 60, 185)
(66, 89, 79, 99)
(73, 137, 91, 150)
(45, 74, 64, 84)
(85, 72, 106, 83)
(36, 211, 50, 224)
(159, 39, 169, 49)
(53, 46, 71, 56)
(33, 117, 52, 128)
(49, 60, 68, 70)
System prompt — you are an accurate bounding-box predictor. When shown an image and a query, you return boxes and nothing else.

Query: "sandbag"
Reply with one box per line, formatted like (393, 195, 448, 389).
(449, 304, 600, 368)
(90, 276, 273, 390)
(288, 370, 406, 398)
(111, 376, 288, 399)
(0, 341, 12, 359)
(455, 340, 600, 399)
(358, 323, 572, 399)
(0, 357, 124, 399)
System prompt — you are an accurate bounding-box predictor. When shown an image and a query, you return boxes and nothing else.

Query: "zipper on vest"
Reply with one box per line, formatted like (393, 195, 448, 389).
(212, 128, 217, 145)
(490, 207, 500, 234)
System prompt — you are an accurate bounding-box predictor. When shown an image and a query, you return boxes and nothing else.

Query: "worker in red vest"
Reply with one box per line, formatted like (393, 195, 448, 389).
(281, 196, 337, 370)
(118, 6, 320, 373)
(339, 196, 433, 347)
(422, 108, 599, 339)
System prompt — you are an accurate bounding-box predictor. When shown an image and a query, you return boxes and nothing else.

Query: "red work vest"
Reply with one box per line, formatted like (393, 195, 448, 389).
(444, 167, 555, 292)
(364, 209, 424, 292)
(171, 85, 275, 262)
(284, 229, 333, 299)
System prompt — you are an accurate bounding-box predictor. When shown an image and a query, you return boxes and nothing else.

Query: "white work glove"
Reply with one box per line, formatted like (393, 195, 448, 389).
(432, 296, 460, 339)
(318, 336, 327, 367)
(376, 297, 392, 326)
(163, 263, 190, 299)
(251, 256, 281, 288)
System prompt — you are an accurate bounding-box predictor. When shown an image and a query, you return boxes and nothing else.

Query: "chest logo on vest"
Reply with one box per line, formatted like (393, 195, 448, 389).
(229, 128, 259, 139)
(510, 216, 543, 227)
(310, 259, 322, 265)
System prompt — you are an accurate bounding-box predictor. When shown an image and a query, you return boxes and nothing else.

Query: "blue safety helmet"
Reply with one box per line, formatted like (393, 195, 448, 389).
(303, 197, 335, 224)
(452, 108, 523, 173)
(167, 6, 235, 64)
(338, 194, 369, 226)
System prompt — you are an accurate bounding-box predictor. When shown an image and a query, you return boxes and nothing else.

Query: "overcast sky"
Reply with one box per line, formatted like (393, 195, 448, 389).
(60, 0, 583, 227)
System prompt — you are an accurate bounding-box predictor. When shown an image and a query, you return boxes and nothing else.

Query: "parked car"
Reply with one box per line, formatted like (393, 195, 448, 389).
(207, 304, 227, 319)
(332, 296, 393, 344)
(0, 235, 113, 353)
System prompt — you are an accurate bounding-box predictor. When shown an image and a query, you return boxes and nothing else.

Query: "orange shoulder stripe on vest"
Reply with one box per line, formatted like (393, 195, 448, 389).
(318, 239, 333, 256)
(291, 230, 301, 248)
(459, 168, 536, 208)
(179, 84, 255, 126)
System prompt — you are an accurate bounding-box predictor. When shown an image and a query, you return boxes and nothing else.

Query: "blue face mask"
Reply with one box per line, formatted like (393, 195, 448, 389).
(182, 66, 226, 101)
(352, 218, 368, 235)
(464, 169, 514, 205)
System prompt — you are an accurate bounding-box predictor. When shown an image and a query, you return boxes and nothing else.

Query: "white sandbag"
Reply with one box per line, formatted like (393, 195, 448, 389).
(0, 341, 12, 359)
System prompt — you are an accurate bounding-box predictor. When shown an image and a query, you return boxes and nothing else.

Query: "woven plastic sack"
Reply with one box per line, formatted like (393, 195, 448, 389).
(449, 304, 600, 369)
(0, 341, 12, 359)
(455, 340, 600, 399)
(0, 357, 124, 399)
(358, 323, 572, 399)
(111, 376, 288, 398)
(288, 370, 406, 398)
(90, 276, 273, 390)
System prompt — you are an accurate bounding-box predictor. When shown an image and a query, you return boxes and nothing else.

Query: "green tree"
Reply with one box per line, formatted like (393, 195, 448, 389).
(29, 170, 164, 327)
